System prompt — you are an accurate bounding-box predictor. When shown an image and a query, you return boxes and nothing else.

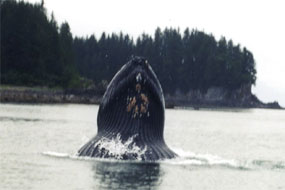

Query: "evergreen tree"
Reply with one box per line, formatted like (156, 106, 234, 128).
(1, 0, 79, 88)
(1, 0, 257, 95)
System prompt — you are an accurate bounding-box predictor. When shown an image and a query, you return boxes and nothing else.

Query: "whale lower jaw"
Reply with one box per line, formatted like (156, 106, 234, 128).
(77, 134, 177, 161)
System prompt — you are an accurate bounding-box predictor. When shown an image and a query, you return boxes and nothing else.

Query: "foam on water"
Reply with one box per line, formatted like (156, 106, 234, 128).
(166, 148, 244, 170)
(42, 151, 71, 158)
(93, 134, 147, 160)
(42, 149, 241, 168)
(43, 134, 147, 162)
(42, 148, 285, 171)
(42, 140, 285, 171)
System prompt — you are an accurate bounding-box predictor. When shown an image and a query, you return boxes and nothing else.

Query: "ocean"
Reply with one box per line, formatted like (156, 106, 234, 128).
(0, 103, 284, 190)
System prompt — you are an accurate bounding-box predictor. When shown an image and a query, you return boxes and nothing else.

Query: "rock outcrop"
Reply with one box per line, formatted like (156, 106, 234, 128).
(164, 84, 282, 109)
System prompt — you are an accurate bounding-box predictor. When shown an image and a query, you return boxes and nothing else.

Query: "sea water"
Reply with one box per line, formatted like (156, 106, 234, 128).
(0, 103, 284, 190)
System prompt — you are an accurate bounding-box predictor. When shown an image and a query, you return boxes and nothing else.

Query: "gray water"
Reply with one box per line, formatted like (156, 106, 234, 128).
(0, 103, 285, 190)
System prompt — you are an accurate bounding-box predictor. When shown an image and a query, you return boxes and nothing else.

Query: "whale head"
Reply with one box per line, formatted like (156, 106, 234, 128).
(78, 56, 177, 160)
(97, 56, 165, 142)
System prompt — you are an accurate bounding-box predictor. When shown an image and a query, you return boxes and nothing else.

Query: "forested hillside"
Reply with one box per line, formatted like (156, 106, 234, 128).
(1, 0, 80, 88)
(74, 29, 256, 95)
(1, 0, 257, 96)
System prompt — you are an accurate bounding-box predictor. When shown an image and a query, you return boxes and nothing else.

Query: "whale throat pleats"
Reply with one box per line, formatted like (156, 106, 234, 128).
(78, 57, 177, 161)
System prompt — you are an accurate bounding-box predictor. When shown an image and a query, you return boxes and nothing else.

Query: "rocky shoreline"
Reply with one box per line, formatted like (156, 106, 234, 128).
(0, 87, 101, 104)
(0, 86, 282, 109)
(164, 84, 283, 109)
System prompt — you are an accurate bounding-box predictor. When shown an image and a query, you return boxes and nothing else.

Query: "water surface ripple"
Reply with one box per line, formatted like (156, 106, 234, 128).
(1, 103, 285, 190)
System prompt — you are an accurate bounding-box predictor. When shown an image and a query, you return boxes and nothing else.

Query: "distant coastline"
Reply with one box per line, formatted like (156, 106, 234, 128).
(0, 86, 282, 109)
(2, 1, 283, 110)
(0, 86, 101, 104)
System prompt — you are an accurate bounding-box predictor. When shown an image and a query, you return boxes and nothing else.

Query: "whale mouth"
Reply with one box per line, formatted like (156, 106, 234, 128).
(97, 57, 166, 139)
(101, 57, 165, 114)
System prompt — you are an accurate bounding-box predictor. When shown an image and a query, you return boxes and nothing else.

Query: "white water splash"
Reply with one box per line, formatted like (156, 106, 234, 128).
(42, 149, 285, 171)
(168, 148, 239, 168)
(42, 151, 70, 158)
(94, 134, 147, 161)
(42, 151, 100, 161)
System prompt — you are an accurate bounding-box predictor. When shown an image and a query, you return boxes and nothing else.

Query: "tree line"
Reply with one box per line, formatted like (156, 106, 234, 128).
(1, 0, 256, 96)
(1, 0, 79, 88)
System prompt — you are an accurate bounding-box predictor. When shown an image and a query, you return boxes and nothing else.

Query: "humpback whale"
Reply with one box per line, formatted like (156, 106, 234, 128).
(78, 57, 177, 161)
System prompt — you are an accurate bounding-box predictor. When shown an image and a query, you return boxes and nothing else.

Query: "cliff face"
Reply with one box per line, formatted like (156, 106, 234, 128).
(164, 84, 282, 109)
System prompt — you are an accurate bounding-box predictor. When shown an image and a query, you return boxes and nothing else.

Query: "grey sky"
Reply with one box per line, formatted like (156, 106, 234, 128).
(26, 0, 285, 106)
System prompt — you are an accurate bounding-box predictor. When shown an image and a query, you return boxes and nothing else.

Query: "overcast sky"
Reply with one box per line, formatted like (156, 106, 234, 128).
(26, 0, 285, 106)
